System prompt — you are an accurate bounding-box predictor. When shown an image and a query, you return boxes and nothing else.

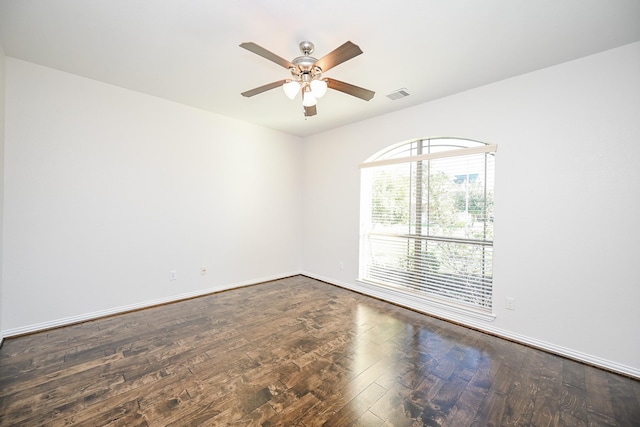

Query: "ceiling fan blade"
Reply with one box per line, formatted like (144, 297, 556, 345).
(304, 105, 317, 117)
(240, 42, 293, 69)
(326, 78, 375, 101)
(241, 79, 287, 97)
(314, 41, 363, 72)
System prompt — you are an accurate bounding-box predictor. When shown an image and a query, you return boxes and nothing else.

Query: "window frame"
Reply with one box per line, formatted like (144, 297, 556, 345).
(359, 137, 497, 316)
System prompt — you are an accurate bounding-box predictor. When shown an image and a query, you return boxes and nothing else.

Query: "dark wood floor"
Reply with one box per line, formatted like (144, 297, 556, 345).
(1, 276, 639, 426)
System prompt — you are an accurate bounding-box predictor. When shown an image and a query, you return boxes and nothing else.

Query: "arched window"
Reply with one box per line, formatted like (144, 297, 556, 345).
(359, 137, 497, 312)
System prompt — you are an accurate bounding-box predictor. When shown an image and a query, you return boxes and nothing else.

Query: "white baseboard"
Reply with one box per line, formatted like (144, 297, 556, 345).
(301, 271, 640, 380)
(1, 271, 300, 338)
(3, 271, 638, 379)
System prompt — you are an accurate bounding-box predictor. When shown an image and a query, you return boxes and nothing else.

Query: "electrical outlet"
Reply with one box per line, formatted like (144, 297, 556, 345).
(169, 270, 177, 281)
(505, 297, 516, 311)
(338, 261, 344, 270)
(201, 266, 207, 275)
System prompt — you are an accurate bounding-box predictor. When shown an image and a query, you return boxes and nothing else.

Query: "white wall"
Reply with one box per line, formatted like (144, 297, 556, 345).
(301, 42, 640, 376)
(2, 58, 302, 332)
(2, 42, 639, 377)
(0, 44, 5, 342)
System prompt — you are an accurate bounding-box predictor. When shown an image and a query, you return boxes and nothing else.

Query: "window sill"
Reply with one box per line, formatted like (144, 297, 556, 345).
(355, 278, 497, 323)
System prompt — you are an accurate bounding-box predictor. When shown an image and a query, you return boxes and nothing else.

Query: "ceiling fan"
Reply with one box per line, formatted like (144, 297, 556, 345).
(240, 40, 375, 117)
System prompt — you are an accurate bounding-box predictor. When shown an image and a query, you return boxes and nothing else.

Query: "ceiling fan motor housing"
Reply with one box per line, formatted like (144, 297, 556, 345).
(291, 41, 322, 81)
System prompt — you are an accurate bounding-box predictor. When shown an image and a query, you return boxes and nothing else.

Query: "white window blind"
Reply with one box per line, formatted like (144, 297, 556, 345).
(360, 138, 496, 312)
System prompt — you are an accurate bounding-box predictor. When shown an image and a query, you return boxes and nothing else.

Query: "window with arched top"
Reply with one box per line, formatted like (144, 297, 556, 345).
(359, 137, 497, 313)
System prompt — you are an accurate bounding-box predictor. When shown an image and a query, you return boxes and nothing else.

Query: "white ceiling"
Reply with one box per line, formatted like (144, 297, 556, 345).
(1, 0, 639, 137)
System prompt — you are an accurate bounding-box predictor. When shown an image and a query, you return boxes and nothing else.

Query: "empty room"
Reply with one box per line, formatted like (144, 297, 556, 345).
(0, 1, 639, 425)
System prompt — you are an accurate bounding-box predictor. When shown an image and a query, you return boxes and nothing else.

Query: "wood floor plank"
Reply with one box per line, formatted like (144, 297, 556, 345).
(529, 352, 565, 427)
(499, 363, 537, 425)
(471, 390, 508, 427)
(584, 367, 617, 426)
(607, 373, 640, 425)
(440, 360, 490, 426)
(320, 382, 387, 426)
(1, 275, 638, 426)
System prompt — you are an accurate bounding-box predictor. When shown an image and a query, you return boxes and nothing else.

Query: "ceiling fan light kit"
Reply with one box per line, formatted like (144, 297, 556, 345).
(283, 80, 300, 99)
(310, 79, 328, 98)
(240, 40, 375, 117)
(302, 86, 317, 107)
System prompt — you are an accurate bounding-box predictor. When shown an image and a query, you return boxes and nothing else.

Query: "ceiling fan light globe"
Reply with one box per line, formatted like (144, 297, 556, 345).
(310, 79, 328, 98)
(302, 91, 317, 107)
(283, 80, 300, 99)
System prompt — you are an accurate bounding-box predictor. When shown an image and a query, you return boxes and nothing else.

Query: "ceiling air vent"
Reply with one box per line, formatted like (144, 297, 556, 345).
(386, 88, 410, 100)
